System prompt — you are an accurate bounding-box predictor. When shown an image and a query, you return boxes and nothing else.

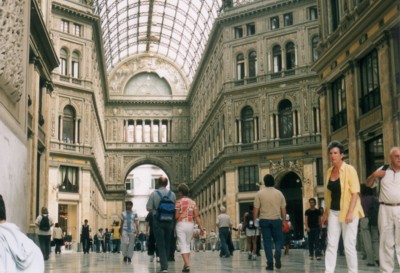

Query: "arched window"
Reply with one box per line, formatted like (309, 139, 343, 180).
(278, 99, 293, 139)
(236, 54, 245, 80)
(60, 48, 68, 76)
(273, 45, 282, 72)
(241, 106, 254, 144)
(312, 36, 319, 62)
(71, 51, 80, 78)
(286, 42, 295, 70)
(63, 105, 75, 144)
(248, 51, 257, 79)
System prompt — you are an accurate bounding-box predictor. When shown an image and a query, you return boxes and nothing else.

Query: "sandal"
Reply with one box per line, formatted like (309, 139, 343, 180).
(182, 266, 190, 272)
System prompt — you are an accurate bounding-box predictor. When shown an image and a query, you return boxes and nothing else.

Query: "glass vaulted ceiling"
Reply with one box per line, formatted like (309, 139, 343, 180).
(94, 0, 224, 81)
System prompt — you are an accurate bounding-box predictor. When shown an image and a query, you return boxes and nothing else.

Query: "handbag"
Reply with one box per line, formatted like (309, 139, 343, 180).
(51, 240, 55, 247)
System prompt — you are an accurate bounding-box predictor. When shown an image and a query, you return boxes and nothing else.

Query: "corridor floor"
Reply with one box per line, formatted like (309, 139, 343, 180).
(44, 249, 382, 273)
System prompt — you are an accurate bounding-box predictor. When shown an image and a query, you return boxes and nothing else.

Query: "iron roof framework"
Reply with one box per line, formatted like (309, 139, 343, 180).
(94, 0, 226, 81)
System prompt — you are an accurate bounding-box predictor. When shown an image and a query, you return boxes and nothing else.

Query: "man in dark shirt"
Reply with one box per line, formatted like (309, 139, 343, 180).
(305, 198, 322, 260)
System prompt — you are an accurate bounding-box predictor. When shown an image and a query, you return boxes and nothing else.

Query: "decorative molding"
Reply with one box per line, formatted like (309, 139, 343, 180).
(0, 0, 25, 103)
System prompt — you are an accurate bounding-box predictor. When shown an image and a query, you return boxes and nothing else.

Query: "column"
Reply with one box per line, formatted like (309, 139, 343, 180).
(238, 119, 242, 143)
(377, 35, 395, 152)
(316, 108, 321, 133)
(275, 114, 280, 138)
(74, 118, 79, 143)
(224, 168, 237, 228)
(270, 114, 274, 139)
(123, 119, 127, 142)
(158, 120, 162, 143)
(133, 120, 137, 143)
(292, 111, 297, 136)
(168, 120, 172, 142)
(253, 117, 257, 141)
(150, 119, 154, 143)
(142, 120, 145, 143)
(297, 110, 301, 135)
(59, 115, 63, 141)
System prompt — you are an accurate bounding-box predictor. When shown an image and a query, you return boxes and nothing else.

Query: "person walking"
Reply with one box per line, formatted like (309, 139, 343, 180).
(305, 198, 322, 260)
(138, 230, 147, 252)
(366, 146, 400, 273)
(244, 205, 257, 260)
(112, 221, 121, 253)
(192, 225, 200, 251)
(52, 223, 63, 254)
(104, 228, 112, 252)
(96, 228, 105, 253)
(216, 206, 232, 258)
(80, 219, 91, 254)
(209, 229, 217, 251)
(175, 183, 204, 272)
(35, 207, 54, 260)
(146, 176, 176, 273)
(359, 184, 379, 267)
(120, 200, 139, 263)
(253, 174, 286, 271)
(321, 140, 364, 273)
(282, 214, 292, 255)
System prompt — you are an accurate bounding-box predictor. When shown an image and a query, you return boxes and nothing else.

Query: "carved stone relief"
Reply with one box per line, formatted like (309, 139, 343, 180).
(269, 159, 307, 184)
(0, 0, 25, 103)
(108, 55, 189, 96)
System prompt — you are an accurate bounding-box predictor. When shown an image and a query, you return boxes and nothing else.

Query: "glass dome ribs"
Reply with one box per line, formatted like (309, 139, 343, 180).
(94, 0, 224, 81)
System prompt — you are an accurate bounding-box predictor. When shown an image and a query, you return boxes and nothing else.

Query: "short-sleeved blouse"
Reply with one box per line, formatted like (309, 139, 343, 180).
(175, 197, 197, 223)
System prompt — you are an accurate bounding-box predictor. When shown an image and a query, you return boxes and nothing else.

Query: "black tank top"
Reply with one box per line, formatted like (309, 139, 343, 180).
(328, 178, 341, 210)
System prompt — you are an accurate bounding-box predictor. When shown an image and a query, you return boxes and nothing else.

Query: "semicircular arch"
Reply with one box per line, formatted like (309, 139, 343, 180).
(122, 156, 175, 184)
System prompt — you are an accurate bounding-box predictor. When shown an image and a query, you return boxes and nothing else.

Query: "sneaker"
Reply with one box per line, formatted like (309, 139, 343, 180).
(252, 254, 256, 261)
(156, 257, 160, 262)
(123, 256, 127, 262)
(266, 265, 274, 271)
(310, 256, 314, 260)
(316, 256, 322, 261)
(150, 256, 154, 262)
(127, 258, 132, 263)
(161, 270, 168, 273)
(248, 253, 252, 260)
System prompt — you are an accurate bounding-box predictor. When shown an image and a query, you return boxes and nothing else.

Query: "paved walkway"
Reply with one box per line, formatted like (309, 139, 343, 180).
(44, 249, 383, 273)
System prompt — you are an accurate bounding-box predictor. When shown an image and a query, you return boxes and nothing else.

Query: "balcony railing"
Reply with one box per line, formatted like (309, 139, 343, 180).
(225, 134, 321, 153)
(50, 140, 93, 155)
(227, 66, 313, 90)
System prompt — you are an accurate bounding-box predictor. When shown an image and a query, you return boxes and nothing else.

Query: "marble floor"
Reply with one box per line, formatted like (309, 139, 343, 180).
(44, 249, 383, 273)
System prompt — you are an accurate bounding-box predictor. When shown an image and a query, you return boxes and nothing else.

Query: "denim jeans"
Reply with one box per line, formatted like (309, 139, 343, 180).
(260, 219, 283, 266)
(153, 218, 174, 271)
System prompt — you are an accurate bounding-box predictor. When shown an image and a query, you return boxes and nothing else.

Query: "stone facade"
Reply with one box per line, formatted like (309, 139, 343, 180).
(312, 0, 400, 180)
(2, 0, 398, 243)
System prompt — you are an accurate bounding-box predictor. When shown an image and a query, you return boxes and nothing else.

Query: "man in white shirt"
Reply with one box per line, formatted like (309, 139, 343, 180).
(366, 146, 400, 273)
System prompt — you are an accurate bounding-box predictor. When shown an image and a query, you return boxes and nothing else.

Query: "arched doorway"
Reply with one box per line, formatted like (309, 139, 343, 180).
(279, 172, 303, 240)
(124, 164, 170, 218)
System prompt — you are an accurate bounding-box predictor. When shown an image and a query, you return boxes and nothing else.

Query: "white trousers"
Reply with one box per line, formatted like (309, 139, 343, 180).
(176, 221, 194, 254)
(325, 210, 359, 273)
(378, 205, 400, 273)
(121, 231, 135, 258)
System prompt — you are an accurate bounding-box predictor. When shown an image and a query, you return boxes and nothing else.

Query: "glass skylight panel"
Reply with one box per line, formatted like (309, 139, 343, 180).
(94, 0, 224, 81)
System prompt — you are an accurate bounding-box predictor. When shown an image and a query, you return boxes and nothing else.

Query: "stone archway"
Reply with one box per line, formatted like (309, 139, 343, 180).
(121, 156, 175, 185)
(278, 171, 303, 240)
